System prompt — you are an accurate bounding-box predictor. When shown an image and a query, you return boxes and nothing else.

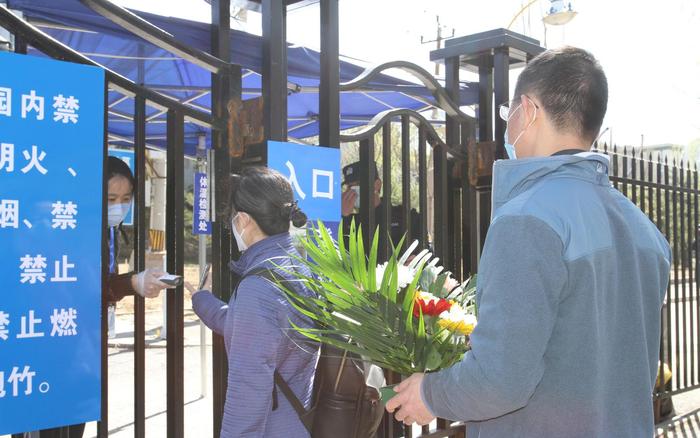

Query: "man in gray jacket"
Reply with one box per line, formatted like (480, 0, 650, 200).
(386, 46, 671, 437)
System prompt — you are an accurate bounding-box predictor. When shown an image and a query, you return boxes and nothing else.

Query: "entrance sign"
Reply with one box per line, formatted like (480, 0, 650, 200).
(267, 141, 341, 235)
(0, 52, 104, 434)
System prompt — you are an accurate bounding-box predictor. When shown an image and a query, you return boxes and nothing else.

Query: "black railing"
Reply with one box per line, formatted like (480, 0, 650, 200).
(600, 144, 700, 399)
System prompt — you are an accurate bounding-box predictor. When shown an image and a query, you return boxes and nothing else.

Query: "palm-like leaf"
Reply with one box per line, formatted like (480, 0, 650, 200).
(275, 219, 474, 375)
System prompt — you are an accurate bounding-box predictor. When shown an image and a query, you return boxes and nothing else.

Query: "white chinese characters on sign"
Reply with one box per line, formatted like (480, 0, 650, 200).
(19, 255, 47, 284)
(16, 311, 44, 339)
(50, 308, 78, 337)
(312, 169, 334, 200)
(0, 311, 9, 341)
(0, 87, 11, 117)
(0, 199, 19, 229)
(21, 90, 44, 121)
(1, 366, 36, 397)
(53, 94, 80, 124)
(51, 255, 77, 283)
(21, 146, 48, 175)
(0, 143, 13, 172)
(285, 161, 307, 200)
(284, 160, 335, 201)
(51, 201, 78, 230)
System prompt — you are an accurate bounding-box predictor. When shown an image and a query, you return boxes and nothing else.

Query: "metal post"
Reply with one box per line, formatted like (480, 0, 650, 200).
(493, 47, 509, 160)
(478, 55, 494, 142)
(165, 109, 185, 438)
(262, 0, 287, 141)
(319, 0, 339, 147)
(133, 94, 147, 438)
(209, 1, 238, 437)
(197, 135, 208, 399)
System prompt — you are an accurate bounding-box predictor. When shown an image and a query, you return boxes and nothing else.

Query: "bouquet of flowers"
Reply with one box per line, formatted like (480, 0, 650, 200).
(276, 220, 477, 399)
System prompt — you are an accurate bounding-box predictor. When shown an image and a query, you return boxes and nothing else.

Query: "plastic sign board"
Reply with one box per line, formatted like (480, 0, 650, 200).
(267, 141, 341, 236)
(108, 148, 134, 226)
(193, 172, 211, 235)
(0, 51, 104, 434)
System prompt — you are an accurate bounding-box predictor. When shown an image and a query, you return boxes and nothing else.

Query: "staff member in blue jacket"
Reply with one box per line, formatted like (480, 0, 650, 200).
(387, 46, 671, 438)
(190, 167, 319, 437)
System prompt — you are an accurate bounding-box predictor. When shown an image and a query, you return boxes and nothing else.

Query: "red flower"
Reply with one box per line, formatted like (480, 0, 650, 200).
(413, 293, 452, 318)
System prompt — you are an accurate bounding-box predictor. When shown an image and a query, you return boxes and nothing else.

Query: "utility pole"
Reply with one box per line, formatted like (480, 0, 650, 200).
(421, 15, 455, 77)
(421, 15, 454, 118)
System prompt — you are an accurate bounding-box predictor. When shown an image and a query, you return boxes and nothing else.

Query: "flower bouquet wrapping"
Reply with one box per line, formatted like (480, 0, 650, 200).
(276, 220, 477, 402)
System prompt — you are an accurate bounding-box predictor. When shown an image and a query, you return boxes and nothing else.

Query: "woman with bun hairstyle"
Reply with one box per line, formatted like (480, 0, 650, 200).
(190, 166, 319, 437)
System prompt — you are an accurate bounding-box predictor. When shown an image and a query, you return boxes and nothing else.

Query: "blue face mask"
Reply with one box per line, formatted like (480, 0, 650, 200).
(503, 98, 537, 160)
(108, 203, 131, 227)
(504, 131, 518, 160)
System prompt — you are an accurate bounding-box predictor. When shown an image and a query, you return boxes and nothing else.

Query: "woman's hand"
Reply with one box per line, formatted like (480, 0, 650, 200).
(184, 272, 212, 296)
(131, 269, 169, 298)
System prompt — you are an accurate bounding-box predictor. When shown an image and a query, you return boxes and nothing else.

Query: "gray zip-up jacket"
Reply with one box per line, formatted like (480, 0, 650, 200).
(422, 153, 671, 437)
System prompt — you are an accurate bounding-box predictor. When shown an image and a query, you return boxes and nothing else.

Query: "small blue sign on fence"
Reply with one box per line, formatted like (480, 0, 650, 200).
(267, 141, 341, 236)
(108, 148, 134, 226)
(193, 172, 211, 235)
(0, 52, 104, 434)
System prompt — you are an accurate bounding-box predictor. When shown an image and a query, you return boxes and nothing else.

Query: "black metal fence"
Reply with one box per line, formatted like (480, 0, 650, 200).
(599, 144, 700, 399)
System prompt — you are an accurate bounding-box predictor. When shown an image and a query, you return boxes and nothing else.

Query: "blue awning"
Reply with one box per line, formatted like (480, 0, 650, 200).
(7, 0, 478, 155)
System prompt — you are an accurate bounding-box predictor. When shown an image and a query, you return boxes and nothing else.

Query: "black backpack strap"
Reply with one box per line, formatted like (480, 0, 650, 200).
(274, 370, 313, 433)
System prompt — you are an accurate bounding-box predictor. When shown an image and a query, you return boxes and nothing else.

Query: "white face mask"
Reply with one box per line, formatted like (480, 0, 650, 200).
(231, 213, 248, 252)
(107, 203, 131, 227)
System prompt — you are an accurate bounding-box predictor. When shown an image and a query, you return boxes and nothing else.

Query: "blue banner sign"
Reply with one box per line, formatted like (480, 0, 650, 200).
(0, 52, 104, 434)
(267, 141, 341, 236)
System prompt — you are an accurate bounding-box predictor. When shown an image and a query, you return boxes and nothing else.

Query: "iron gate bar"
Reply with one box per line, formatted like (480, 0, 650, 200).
(672, 160, 680, 389)
(680, 158, 687, 389)
(694, 164, 699, 387)
(210, 1, 238, 436)
(401, 115, 414, 250)
(381, 123, 393, 260)
(133, 94, 147, 438)
(418, 126, 428, 249)
(359, 136, 377, 247)
(98, 79, 110, 438)
(319, 0, 340, 147)
(0, 5, 219, 129)
(262, 0, 288, 141)
(492, 47, 509, 160)
(433, 142, 449, 268)
(165, 109, 186, 438)
(338, 109, 458, 158)
(340, 60, 476, 128)
(79, 0, 230, 74)
(477, 55, 493, 142)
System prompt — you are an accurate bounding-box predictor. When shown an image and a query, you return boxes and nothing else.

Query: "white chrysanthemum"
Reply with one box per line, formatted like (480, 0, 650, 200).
(376, 262, 417, 290)
(438, 304, 477, 336)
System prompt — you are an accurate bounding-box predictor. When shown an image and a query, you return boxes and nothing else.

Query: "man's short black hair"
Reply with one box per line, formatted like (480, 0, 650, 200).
(513, 46, 608, 143)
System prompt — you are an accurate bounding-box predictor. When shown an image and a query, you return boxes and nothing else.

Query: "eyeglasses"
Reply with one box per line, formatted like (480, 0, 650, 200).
(499, 96, 540, 122)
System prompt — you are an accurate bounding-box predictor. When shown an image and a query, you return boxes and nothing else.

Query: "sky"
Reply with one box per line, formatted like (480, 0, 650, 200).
(111, 0, 700, 148)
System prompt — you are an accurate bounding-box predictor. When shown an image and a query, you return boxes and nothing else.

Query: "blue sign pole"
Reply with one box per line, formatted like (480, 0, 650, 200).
(0, 52, 104, 433)
(267, 141, 341, 236)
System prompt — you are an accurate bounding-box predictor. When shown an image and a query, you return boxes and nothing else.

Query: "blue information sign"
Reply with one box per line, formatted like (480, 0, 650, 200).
(0, 52, 104, 433)
(193, 172, 211, 235)
(267, 141, 341, 236)
(108, 148, 134, 226)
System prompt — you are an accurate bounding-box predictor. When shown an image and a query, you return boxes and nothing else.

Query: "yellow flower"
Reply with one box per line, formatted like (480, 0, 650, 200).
(438, 304, 477, 336)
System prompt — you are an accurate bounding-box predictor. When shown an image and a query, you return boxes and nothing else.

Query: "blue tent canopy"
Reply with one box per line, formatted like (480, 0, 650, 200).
(8, 0, 478, 155)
